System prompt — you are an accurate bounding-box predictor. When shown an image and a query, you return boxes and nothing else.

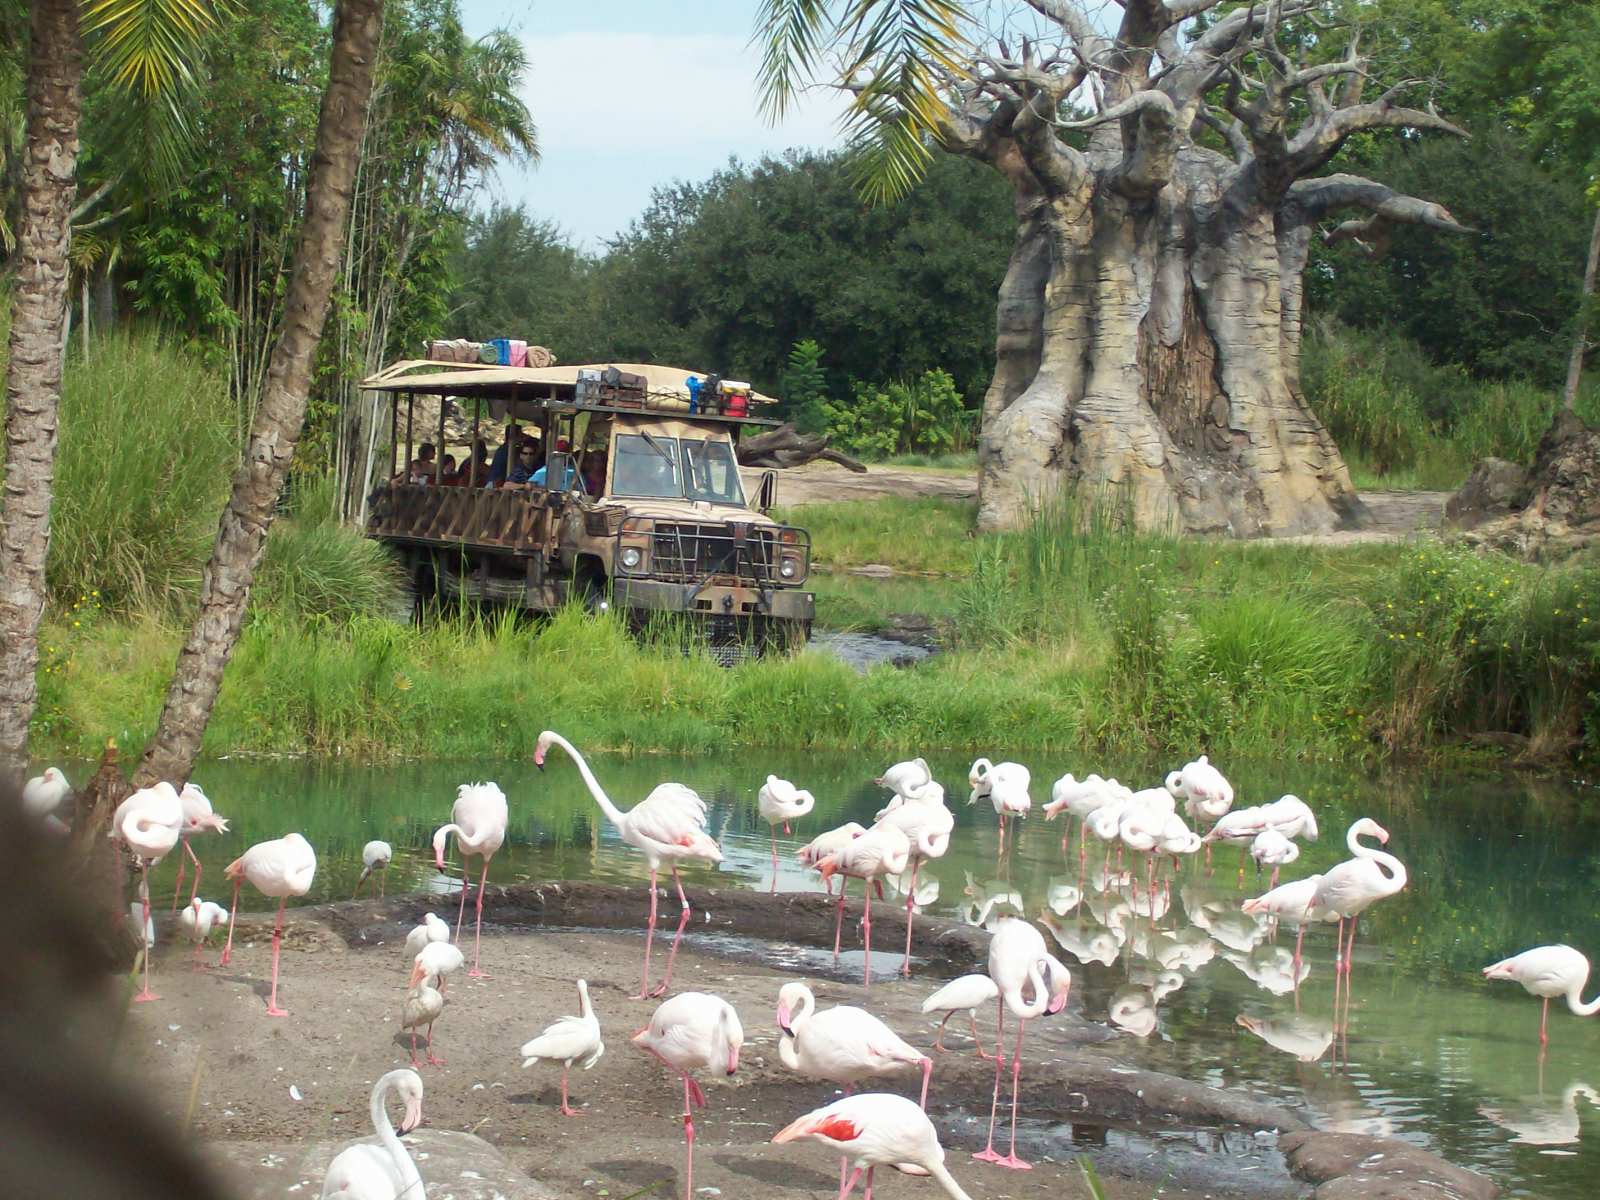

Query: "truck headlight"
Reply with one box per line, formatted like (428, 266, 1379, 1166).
(620, 547, 643, 570)
(779, 557, 798, 579)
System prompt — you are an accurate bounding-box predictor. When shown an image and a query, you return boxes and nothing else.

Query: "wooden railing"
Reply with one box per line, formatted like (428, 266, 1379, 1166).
(366, 483, 548, 549)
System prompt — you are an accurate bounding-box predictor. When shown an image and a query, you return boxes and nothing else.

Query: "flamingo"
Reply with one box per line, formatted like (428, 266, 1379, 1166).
(1167, 754, 1234, 826)
(871, 782, 953, 975)
(178, 897, 229, 970)
(631, 992, 742, 1200)
(355, 840, 393, 899)
(1241, 873, 1334, 978)
(402, 961, 447, 1067)
(875, 756, 933, 809)
(773, 1092, 976, 1200)
(318, 1069, 424, 1200)
(113, 782, 183, 1003)
(521, 978, 604, 1116)
(403, 912, 450, 960)
(971, 762, 1030, 855)
(1483, 946, 1600, 1047)
(1250, 829, 1299, 889)
(1043, 772, 1122, 863)
(431, 782, 508, 978)
(973, 917, 1071, 1170)
(414, 939, 464, 995)
(776, 981, 932, 1107)
(815, 824, 911, 990)
(921, 974, 1000, 1058)
(758, 775, 815, 894)
(1309, 817, 1407, 979)
(170, 782, 229, 913)
(537, 731, 722, 999)
(800, 822, 866, 897)
(22, 766, 71, 835)
(1207, 795, 1318, 881)
(220, 832, 317, 1016)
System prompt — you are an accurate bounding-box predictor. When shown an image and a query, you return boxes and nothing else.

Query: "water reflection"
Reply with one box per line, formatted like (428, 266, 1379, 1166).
(1235, 1012, 1333, 1062)
(1479, 1082, 1599, 1146)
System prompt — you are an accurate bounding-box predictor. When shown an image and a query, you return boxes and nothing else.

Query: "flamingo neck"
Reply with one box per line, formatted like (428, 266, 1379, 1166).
(778, 1033, 800, 1070)
(1567, 979, 1600, 1017)
(369, 1074, 418, 1190)
(790, 986, 815, 1031)
(578, 980, 593, 1020)
(1364, 849, 1408, 895)
(545, 733, 626, 829)
(926, 1160, 975, 1200)
(1007, 960, 1049, 1019)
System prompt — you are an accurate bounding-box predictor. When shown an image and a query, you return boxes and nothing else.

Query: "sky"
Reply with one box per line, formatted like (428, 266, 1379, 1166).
(459, 0, 852, 249)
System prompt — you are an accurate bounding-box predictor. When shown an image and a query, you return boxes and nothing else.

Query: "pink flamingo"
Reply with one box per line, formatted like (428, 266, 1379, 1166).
(220, 832, 317, 1016)
(631, 991, 743, 1200)
(973, 917, 1071, 1170)
(815, 824, 911, 990)
(1484, 945, 1600, 1047)
(871, 782, 953, 975)
(776, 981, 932, 1106)
(114, 782, 183, 1003)
(432, 782, 508, 978)
(536, 731, 722, 999)
(758, 775, 815, 894)
(923, 973, 1002, 1058)
(773, 1092, 976, 1199)
(800, 822, 866, 897)
(170, 782, 229, 913)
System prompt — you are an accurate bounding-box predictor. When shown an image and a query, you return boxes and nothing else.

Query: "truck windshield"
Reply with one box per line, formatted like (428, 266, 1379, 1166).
(612, 434, 683, 498)
(680, 438, 746, 505)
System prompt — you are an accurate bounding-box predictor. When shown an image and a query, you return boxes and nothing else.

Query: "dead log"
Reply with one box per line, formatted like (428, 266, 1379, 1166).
(737, 422, 867, 473)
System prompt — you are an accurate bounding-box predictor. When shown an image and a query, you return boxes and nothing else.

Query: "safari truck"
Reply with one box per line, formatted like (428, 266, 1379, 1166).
(360, 359, 815, 658)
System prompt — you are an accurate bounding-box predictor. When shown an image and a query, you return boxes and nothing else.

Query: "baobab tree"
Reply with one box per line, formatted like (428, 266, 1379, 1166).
(760, 0, 1470, 533)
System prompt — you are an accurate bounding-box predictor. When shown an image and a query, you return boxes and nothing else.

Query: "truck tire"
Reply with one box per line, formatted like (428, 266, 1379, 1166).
(409, 556, 438, 624)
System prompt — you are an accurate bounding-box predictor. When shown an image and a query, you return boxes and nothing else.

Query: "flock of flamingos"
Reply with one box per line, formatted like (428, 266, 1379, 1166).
(19, 731, 1600, 1200)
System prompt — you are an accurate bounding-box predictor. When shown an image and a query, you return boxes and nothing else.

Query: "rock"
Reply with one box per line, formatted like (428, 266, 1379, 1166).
(1280, 1129, 1498, 1200)
(847, 563, 897, 578)
(1456, 414, 1600, 559)
(208, 1128, 560, 1199)
(1444, 457, 1526, 527)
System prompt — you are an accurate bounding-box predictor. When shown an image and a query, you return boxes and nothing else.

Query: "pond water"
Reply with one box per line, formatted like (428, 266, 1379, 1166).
(123, 751, 1599, 1198)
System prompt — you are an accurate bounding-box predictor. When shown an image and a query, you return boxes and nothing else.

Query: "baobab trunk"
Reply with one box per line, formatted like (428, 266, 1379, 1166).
(0, 0, 83, 776)
(135, 0, 385, 787)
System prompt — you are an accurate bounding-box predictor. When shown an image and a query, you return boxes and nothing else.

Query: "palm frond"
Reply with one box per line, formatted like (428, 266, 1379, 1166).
(754, 0, 833, 121)
(81, 0, 227, 98)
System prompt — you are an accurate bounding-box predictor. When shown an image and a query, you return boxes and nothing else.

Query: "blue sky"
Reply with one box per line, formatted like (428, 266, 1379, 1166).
(459, 0, 851, 249)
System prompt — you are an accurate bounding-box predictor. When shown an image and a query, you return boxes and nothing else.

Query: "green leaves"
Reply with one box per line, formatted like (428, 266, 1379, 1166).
(81, 0, 226, 98)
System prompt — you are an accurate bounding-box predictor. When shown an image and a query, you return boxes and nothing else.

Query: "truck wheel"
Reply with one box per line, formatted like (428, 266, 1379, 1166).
(574, 565, 610, 616)
(409, 558, 438, 624)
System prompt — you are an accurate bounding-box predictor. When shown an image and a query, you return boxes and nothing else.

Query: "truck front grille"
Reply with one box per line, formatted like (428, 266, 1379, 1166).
(649, 522, 784, 584)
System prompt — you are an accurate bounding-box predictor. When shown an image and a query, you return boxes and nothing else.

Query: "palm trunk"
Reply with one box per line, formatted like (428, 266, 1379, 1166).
(1562, 205, 1600, 413)
(134, 0, 385, 787)
(0, 0, 84, 777)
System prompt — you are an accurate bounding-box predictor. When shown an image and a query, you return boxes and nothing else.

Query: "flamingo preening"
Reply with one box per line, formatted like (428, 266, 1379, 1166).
(354, 839, 393, 899)
(970, 760, 1030, 855)
(318, 1070, 424, 1200)
(799, 822, 866, 897)
(432, 782, 508, 978)
(922, 974, 1001, 1058)
(220, 832, 317, 1016)
(758, 775, 815, 894)
(403, 912, 450, 960)
(815, 823, 911, 990)
(871, 781, 953, 976)
(773, 1092, 976, 1200)
(22, 766, 71, 835)
(875, 756, 933, 813)
(113, 782, 183, 1003)
(631, 991, 743, 1200)
(520, 978, 604, 1116)
(536, 730, 722, 999)
(170, 782, 229, 913)
(1483, 945, 1600, 1047)
(178, 897, 229, 970)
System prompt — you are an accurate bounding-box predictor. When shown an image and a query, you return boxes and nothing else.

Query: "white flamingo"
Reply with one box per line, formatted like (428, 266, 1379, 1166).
(971, 761, 1030, 854)
(431, 781, 508, 978)
(401, 961, 446, 1067)
(875, 756, 933, 808)
(22, 766, 71, 835)
(1484, 945, 1600, 1047)
(178, 897, 229, 970)
(871, 782, 953, 975)
(113, 781, 183, 1003)
(631, 991, 743, 1200)
(815, 823, 911, 989)
(1043, 772, 1123, 862)
(403, 912, 450, 960)
(414, 940, 464, 994)
(1309, 817, 1407, 979)
(318, 1069, 424, 1200)
(355, 840, 393, 899)
(220, 832, 317, 1016)
(520, 978, 604, 1116)
(170, 782, 229, 913)
(1250, 828, 1299, 889)
(758, 775, 815, 894)
(799, 822, 866, 897)
(922, 974, 1000, 1058)
(1166, 754, 1234, 826)
(536, 731, 722, 999)
(777, 981, 932, 1106)
(773, 1092, 976, 1200)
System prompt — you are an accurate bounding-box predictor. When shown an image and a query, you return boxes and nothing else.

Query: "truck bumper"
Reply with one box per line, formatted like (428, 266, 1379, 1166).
(611, 578, 815, 621)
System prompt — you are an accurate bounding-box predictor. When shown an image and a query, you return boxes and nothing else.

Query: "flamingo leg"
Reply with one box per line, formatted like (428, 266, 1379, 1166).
(864, 1165, 875, 1200)
(378, 870, 385, 900)
(970, 1010, 996, 1060)
(455, 853, 469, 942)
(973, 1001, 1007, 1163)
(681, 1073, 696, 1200)
(1540, 997, 1551, 1047)
(410, 1028, 422, 1067)
(901, 861, 919, 977)
(220, 877, 241, 966)
(426, 1019, 444, 1066)
(862, 880, 873, 990)
(468, 857, 492, 978)
(652, 867, 691, 998)
(838, 1167, 864, 1200)
(559, 1064, 583, 1116)
(770, 829, 779, 895)
(265, 897, 289, 1017)
(637, 869, 660, 1000)
(997, 813, 1006, 857)
(170, 839, 187, 912)
(832, 878, 848, 960)
(933, 1012, 952, 1051)
(917, 1055, 932, 1110)
(997, 1018, 1032, 1170)
(133, 866, 159, 1003)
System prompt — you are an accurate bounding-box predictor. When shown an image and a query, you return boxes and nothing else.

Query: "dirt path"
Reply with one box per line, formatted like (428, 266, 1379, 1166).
(759, 462, 1450, 542)
(125, 889, 1302, 1200)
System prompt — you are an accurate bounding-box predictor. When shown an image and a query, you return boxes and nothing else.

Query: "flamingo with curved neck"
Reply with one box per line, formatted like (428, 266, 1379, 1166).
(1484, 944, 1600, 1046)
(536, 730, 721, 998)
(318, 1069, 425, 1199)
(431, 781, 507, 978)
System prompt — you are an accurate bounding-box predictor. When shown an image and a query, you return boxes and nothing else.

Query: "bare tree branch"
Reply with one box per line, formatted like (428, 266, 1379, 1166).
(1290, 173, 1474, 234)
(1288, 95, 1467, 174)
(1198, 106, 1250, 163)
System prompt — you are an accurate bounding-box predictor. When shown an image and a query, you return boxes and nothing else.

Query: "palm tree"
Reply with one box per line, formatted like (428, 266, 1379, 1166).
(0, 0, 226, 777)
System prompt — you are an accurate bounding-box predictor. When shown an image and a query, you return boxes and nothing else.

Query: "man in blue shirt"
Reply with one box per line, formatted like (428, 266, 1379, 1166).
(531, 438, 576, 490)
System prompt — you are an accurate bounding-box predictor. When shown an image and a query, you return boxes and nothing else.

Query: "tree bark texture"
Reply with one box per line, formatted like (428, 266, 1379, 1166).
(935, 2, 1468, 535)
(135, 0, 385, 787)
(1562, 205, 1600, 412)
(0, 0, 83, 777)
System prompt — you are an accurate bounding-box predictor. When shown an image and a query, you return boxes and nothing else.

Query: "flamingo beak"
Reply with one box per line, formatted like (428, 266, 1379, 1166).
(409, 962, 427, 989)
(534, 747, 546, 769)
(399, 1095, 424, 1135)
(776, 1002, 792, 1037)
(726, 1045, 739, 1075)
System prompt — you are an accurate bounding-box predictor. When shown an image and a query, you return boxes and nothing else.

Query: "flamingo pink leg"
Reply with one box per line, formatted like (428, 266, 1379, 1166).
(265, 896, 289, 1017)
(133, 868, 159, 1003)
(637, 869, 661, 999)
(901, 861, 919, 977)
(170, 838, 187, 912)
(455, 855, 470, 941)
(1540, 997, 1551, 1046)
(838, 1166, 863, 1200)
(933, 1011, 952, 1051)
(974, 1000, 1007, 1163)
(864, 1165, 875, 1200)
(171, 837, 202, 912)
(468, 858, 492, 978)
(832, 878, 848, 960)
(425, 1019, 444, 1065)
(559, 1064, 583, 1116)
(220, 877, 242, 966)
(996, 1018, 1032, 1169)
(862, 881, 873, 990)
(653, 867, 692, 998)
(770, 830, 780, 894)
(410, 1028, 423, 1067)
(680, 1073, 696, 1200)
(917, 1056, 932, 1110)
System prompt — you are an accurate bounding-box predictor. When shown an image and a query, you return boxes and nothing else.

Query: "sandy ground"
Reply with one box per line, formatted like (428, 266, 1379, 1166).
(123, 893, 1301, 1200)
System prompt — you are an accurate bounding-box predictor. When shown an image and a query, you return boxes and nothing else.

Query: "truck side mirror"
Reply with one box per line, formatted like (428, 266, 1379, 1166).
(756, 469, 777, 513)
(544, 451, 575, 493)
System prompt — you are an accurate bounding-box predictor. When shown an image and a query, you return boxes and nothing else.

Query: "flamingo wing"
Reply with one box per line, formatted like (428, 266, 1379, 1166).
(521, 1015, 602, 1065)
(320, 1143, 403, 1199)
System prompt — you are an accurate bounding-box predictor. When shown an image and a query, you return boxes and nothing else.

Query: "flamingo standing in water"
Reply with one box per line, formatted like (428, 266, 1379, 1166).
(875, 756, 933, 813)
(318, 1069, 424, 1200)
(777, 982, 932, 1106)
(631, 992, 742, 1200)
(520, 978, 604, 1116)
(815, 823, 911, 990)
(971, 761, 1030, 856)
(170, 782, 229, 912)
(220, 832, 317, 1016)
(354, 839, 393, 899)
(922, 974, 1000, 1058)
(871, 781, 953, 975)
(1044, 772, 1122, 863)
(800, 822, 865, 897)
(432, 782, 507, 978)
(1250, 829, 1299, 890)
(1309, 817, 1407, 980)
(774, 1092, 976, 1200)
(536, 731, 722, 999)
(758, 775, 815, 894)
(113, 782, 183, 1003)
(1483, 945, 1600, 1047)
(973, 917, 1071, 1170)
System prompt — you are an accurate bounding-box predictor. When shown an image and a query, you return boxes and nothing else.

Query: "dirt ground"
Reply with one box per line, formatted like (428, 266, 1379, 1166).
(123, 890, 1302, 1200)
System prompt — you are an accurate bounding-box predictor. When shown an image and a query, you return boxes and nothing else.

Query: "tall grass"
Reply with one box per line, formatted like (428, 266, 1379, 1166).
(256, 474, 404, 623)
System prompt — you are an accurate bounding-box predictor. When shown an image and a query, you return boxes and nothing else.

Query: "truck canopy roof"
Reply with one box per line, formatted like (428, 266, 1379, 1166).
(360, 359, 782, 426)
